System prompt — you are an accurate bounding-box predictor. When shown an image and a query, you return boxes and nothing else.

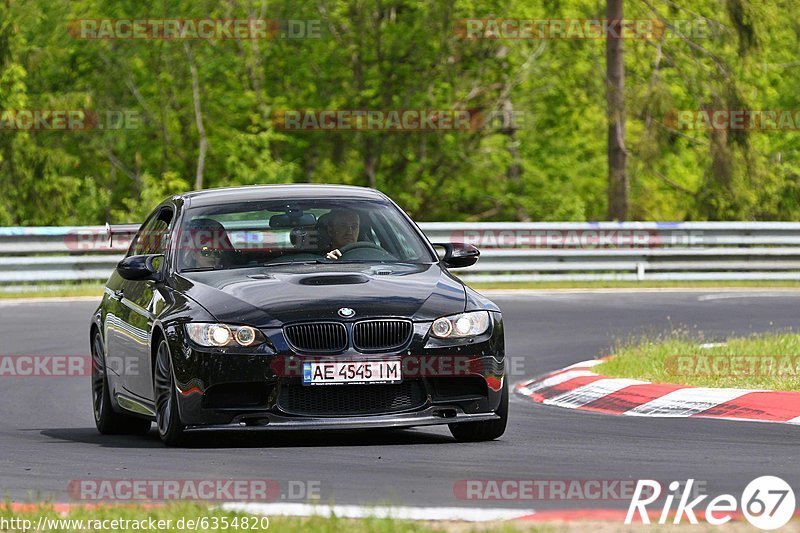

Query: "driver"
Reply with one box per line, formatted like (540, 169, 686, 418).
(324, 209, 360, 260)
(182, 218, 227, 270)
(189, 244, 223, 269)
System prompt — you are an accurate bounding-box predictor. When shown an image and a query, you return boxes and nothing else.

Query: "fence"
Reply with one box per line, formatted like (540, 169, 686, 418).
(2, 222, 800, 287)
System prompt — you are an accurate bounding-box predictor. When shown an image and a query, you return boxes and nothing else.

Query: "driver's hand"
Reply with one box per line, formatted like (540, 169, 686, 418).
(326, 249, 342, 260)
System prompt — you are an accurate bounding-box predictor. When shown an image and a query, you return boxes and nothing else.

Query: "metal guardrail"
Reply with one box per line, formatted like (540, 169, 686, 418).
(2, 222, 800, 286)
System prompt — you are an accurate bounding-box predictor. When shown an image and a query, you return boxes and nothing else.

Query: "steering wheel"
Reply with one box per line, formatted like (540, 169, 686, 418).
(337, 241, 384, 254)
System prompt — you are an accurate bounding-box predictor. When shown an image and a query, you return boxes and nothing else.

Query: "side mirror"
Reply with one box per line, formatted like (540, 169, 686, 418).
(433, 243, 480, 269)
(117, 254, 164, 281)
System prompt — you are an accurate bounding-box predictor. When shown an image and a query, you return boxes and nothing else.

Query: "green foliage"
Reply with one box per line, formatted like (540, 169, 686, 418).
(113, 171, 190, 221)
(0, 0, 799, 224)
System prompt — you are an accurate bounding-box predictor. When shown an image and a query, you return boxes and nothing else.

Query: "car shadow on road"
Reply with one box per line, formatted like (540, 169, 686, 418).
(39, 427, 456, 448)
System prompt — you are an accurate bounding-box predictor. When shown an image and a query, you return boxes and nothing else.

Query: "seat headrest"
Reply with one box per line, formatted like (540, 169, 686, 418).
(184, 218, 235, 251)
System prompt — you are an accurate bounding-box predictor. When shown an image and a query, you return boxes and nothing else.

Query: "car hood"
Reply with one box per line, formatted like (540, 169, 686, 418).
(175, 263, 467, 328)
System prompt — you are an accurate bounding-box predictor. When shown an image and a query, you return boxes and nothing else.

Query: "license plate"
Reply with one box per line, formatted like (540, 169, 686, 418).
(302, 360, 402, 386)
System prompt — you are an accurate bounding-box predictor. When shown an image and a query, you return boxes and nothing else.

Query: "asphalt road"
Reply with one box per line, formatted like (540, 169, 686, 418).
(1, 291, 799, 510)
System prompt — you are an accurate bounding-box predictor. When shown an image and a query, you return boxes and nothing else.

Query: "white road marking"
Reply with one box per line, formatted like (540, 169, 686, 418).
(697, 292, 797, 301)
(483, 288, 800, 297)
(563, 359, 604, 370)
(221, 502, 537, 522)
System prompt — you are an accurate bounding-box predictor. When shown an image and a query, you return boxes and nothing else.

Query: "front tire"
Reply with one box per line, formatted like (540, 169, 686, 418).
(91, 332, 152, 435)
(154, 339, 186, 446)
(449, 380, 508, 442)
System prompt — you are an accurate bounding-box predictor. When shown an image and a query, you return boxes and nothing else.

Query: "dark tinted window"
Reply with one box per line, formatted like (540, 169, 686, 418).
(128, 208, 173, 257)
(178, 199, 434, 271)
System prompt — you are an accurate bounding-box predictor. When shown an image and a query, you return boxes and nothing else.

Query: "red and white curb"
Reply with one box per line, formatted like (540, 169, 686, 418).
(515, 359, 800, 425)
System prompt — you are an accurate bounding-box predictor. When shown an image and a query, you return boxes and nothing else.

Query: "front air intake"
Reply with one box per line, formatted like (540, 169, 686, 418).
(284, 322, 348, 353)
(353, 319, 413, 352)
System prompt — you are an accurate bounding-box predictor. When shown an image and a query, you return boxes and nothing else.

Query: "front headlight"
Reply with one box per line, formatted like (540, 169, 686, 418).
(430, 311, 490, 339)
(185, 323, 265, 348)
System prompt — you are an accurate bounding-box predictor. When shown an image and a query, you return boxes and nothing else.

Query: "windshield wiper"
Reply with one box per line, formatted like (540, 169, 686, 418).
(180, 266, 225, 272)
(332, 259, 405, 264)
(261, 260, 328, 267)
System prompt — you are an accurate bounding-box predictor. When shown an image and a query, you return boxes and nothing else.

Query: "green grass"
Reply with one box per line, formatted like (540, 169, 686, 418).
(596, 331, 800, 391)
(0, 283, 104, 300)
(0, 502, 546, 532)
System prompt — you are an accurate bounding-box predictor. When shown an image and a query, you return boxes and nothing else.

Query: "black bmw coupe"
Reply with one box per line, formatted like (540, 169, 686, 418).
(91, 185, 507, 445)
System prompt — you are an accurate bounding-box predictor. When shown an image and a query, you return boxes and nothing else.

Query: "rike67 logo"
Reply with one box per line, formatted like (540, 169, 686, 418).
(626, 476, 795, 530)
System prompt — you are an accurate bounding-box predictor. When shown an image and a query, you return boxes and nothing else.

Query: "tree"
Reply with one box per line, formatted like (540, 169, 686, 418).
(2, 0, 800, 225)
(606, 0, 628, 220)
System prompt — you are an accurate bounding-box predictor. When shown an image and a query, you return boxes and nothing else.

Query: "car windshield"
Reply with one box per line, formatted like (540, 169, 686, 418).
(177, 198, 436, 272)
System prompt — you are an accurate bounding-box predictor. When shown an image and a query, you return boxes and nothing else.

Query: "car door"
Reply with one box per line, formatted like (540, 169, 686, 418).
(115, 206, 174, 402)
(104, 210, 159, 398)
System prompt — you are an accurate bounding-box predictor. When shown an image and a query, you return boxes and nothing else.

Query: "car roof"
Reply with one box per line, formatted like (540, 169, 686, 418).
(181, 184, 389, 208)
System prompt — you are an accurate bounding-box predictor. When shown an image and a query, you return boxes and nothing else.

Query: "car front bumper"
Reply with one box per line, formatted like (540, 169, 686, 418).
(165, 311, 505, 428)
(183, 405, 500, 432)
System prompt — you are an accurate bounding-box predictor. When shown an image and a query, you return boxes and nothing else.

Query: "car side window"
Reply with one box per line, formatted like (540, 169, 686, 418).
(127, 208, 174, 257)
(126, 213, 157, 258)
(142, 219, 169, 255)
